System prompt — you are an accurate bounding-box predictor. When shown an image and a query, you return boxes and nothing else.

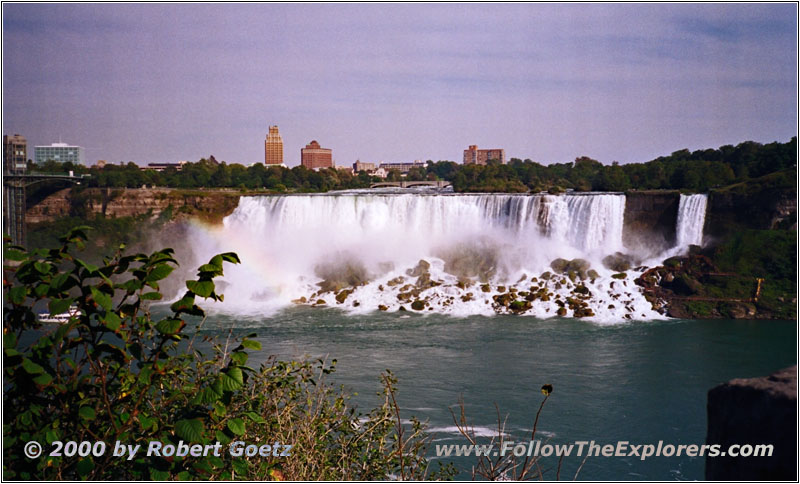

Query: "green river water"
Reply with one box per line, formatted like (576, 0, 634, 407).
(194, 307, 796, 480)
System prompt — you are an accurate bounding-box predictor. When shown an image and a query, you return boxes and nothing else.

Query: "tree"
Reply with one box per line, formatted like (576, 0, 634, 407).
(386, 169, 403, 182)
(406, 167, 427, 181)
(427, 161, 459, 181)
(210, 162, 232, 187)
(229, 164, 249, 187)
(594, 162, 630, 192)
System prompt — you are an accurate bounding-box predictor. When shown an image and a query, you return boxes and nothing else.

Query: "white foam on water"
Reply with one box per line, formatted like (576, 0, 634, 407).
(428, 425, 507, 438)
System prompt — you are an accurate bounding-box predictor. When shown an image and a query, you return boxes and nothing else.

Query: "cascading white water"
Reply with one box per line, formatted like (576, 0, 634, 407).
(565, 195, 626, 252)
(675, 194, 708, 248)
(188, 192, 663, 322)
(222, 193, 625, 262)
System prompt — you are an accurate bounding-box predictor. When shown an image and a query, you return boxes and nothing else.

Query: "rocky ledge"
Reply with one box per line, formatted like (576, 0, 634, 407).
(634, 251, 786, 319)
(27, 187, 241, 224)
(706, 366, 797, 480)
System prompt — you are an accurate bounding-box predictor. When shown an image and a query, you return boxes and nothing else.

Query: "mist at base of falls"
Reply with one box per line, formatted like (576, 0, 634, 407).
(180, 192, 708, 323)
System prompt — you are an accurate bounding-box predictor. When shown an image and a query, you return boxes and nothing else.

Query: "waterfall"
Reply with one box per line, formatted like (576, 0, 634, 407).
(185, 191, 662, 321)
(564, 194, 626, 252)
(223, 193, 626, 254)
(675, 194, 708, 248)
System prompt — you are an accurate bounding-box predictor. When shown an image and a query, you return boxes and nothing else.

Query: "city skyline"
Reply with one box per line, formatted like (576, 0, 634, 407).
(2, 3, 797, 167)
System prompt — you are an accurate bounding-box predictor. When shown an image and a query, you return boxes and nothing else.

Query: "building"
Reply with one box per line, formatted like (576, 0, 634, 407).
(35, 142, 85, 165)
(463, 145, 505, 165)
(3, 134, 27, 173)
(264, 125, 283, 165)
(140, 161, 188, 172)
(3, 134, 28, 247)
(301, 140, 333, 170)
(378, 160, 426, 174)
(353, 160, 376, 173)
(334, 165, 354, 175)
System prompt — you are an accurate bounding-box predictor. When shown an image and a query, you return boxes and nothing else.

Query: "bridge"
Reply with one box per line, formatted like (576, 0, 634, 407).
(3, 172, 91, 246)
(369, 180, 451, 189)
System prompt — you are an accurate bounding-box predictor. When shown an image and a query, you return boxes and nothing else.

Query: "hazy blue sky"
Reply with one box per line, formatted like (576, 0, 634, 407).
(3, 3, 797, 166)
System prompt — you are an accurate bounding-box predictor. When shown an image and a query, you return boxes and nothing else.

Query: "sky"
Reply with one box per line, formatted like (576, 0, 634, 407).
(2, 3, 797, 167)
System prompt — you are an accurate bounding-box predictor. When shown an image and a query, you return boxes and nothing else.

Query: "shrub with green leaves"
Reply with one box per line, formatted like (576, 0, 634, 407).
(3, 228, 454, 480)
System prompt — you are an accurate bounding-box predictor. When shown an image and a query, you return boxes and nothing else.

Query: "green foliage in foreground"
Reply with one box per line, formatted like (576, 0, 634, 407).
(3, 229, 454, 480)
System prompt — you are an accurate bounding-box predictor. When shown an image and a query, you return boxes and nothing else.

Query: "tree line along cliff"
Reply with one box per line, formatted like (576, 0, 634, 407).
(26, 137, 796, 194)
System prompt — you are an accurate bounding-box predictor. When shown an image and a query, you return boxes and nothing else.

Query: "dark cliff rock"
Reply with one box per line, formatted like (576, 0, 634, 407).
(26, 188, 72, 222)
(706, 366, 797, 481)
(27, 187, 241, 224)
(622, 172, 795, 252)
(622, 191, 680, 252)
(706, 169, 796, 240)
(707, 190, 795, 238)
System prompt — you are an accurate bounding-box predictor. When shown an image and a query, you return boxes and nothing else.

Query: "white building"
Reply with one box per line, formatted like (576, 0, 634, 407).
(34, 142, 85, 165)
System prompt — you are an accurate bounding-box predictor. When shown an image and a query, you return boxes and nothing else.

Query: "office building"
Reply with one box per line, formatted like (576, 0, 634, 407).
(264, 125, 284, 165)
(140, 161, 188, 172)
(35, 142, 85, 165)
(301, 140, 333, 170)
(378, 160, 426, 174)
(463, 145, 505, 165)
(3, 134, 27, 173)
(353, 160, 376, 172)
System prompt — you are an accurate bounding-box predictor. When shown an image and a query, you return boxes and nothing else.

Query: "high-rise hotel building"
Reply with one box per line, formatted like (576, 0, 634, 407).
(3, 134, 27, 173)
(463, 145, 505, 165)
(264, 125, 284, 165)
(301, 140, 333, 170)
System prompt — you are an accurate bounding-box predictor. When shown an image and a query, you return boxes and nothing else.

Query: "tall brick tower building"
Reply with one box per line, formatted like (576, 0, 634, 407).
(265, 125, 283, 165)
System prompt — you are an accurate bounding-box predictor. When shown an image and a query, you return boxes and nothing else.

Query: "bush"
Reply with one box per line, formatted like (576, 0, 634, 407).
(684, 301, 715, 317)
(3, 228, 454, 480)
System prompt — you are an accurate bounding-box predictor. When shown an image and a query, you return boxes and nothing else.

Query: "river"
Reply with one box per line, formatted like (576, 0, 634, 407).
(191, 307, 795, 480)
(167, 190, 794, 479)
